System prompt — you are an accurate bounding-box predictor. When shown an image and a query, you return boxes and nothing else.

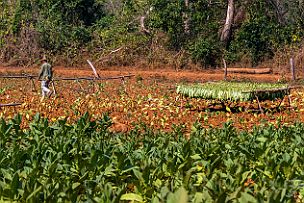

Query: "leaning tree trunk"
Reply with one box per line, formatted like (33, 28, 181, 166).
(140, 15, 150, 35)
(140, 7, 152, 35)
(221, 0, 234, 47)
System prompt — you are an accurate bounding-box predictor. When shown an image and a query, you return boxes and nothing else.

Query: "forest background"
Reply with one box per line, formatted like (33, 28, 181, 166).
(0, 0, 303, 70)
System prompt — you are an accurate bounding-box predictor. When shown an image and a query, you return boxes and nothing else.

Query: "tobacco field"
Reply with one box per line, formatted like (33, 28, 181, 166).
(2, 69, 304, 202)
(1, 0, 304, 201)
(1, 113, 304, 202)
(2, 71, 304, 131)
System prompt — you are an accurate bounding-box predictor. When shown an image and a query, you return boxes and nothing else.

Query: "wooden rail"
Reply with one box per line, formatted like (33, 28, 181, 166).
(0, 75, 34, 79)
(55, 74, 134, 81)
(0, 103, 22, 107)
(0, 73, 134, 95)
(0, 74, 134, 81)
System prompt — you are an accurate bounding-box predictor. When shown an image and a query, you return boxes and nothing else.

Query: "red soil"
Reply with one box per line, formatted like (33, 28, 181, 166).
(0, 66, 302, 133)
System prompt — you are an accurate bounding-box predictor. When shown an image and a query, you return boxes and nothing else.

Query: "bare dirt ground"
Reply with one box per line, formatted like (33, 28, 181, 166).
(0, 66, 283, 82)
(0, 65, 302, 133)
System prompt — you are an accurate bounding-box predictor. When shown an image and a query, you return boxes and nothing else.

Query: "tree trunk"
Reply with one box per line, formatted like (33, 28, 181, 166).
(140, 16, 150, 35)
(221, 0, 234, 47)
(267, 0, 286, 25)
(183, 0, 190, 35)
(140, 7, 152, 35)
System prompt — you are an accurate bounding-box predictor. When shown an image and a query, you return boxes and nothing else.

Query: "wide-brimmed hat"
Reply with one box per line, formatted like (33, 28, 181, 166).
(41, 55, 47, 61)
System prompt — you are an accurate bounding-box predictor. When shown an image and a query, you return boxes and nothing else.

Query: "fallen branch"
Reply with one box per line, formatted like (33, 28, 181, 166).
(109, 47, 123, 54)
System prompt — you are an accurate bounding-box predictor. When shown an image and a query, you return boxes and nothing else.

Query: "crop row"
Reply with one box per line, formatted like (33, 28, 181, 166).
(1, 114, 304, 202)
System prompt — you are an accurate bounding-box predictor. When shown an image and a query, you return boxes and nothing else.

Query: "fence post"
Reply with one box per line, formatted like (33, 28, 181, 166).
(223, 58, 227, 80)
(290, 57, 296, 81)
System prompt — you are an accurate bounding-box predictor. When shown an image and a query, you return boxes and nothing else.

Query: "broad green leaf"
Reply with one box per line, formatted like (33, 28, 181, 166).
(257, 136, 267, 143)
(238, 192, 257, 203)
(1, 169, 12, 181)
(167, 187, 188, 203)
(72, 182, 81, 190)
(132, 168, 144, 182)
(193, 192, 204, 203)
(120, 193, 143, 202)
(26, 186, 42, 202)
(151, 197, 160, 203)
(191, 154, 201, 160)
(280, 188, 287, 202)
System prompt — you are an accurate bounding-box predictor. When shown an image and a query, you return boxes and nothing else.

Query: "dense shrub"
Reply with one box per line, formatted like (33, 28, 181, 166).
(188, 37, 221, 68)
(0, 0, 303, 67)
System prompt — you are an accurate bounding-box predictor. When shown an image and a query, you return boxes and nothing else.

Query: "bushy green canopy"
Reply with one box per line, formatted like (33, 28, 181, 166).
(0, 0, 303, 66)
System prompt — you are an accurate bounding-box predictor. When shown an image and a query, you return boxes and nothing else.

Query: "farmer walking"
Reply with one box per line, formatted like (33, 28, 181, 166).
(38, 56, 53, 101)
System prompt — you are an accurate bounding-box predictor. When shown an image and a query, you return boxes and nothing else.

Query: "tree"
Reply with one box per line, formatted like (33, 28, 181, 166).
(221, 0, 234, 48)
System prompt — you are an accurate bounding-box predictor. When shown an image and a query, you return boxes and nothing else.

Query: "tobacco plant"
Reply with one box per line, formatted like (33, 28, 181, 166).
(0, 114, 304, 202)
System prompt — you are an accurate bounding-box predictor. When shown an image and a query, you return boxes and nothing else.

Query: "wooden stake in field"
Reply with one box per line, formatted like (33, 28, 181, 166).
(23, 77, 36, 92)
(20, 73, 37, 92)
(290, 57, 296, 81)
(87, 60, 100, 78)
(31, 79, 36, 92)
(87, 60, 100, 93)
(222, 58, 227, 80)
(51, 80, 57, 96)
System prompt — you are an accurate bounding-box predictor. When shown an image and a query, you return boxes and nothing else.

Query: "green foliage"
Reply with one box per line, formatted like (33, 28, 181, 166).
(0, 0, 304, 67)
(228, 0, 302, 66)
(235, 17, 274, 66)
(0, 1, 12, 46)
(188, 37, 221, 68)
(0, 87, 6, 95)
(189, 0, 224, 36)
(1, 114, 304, 202)
(35, 0, 104, 53)
(234, 16, 293, 66)
(149, 0, 186, 49)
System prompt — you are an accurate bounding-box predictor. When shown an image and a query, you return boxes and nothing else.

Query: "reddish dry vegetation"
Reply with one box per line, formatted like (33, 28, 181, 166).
(1, 66, 304, 132)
